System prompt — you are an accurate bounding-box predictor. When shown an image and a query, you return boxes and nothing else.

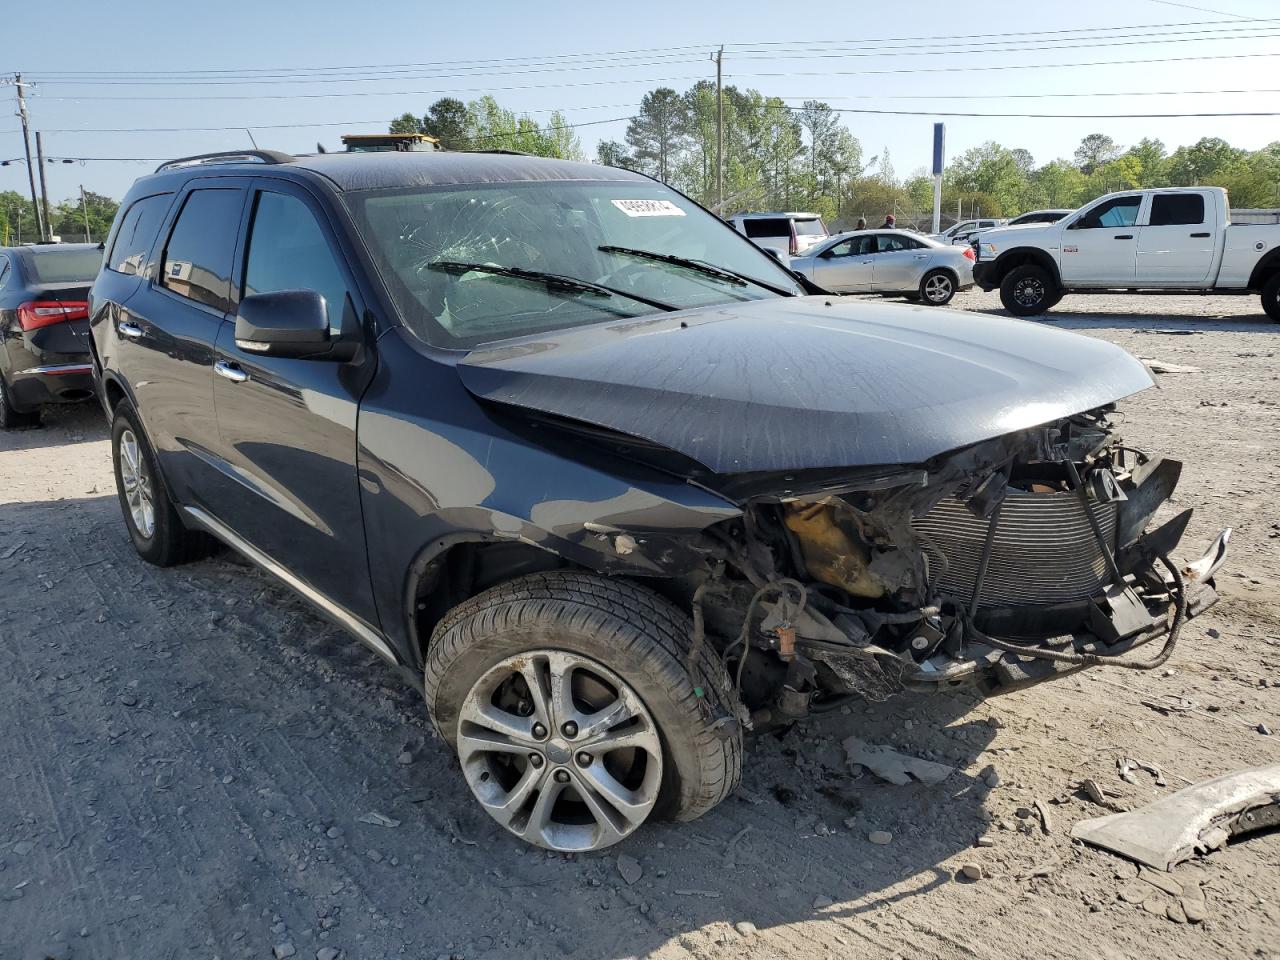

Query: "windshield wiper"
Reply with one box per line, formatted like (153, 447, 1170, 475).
(428, 261, 677, 312)
(597, 245, 796, 297)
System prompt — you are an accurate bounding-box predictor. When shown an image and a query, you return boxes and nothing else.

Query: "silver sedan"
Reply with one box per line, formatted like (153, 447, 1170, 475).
(789, 229, 975, 305)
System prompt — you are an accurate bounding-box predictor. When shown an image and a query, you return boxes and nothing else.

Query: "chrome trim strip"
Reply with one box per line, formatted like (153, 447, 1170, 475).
(183, 505, 397, 664)
(16, 363, 94, 376)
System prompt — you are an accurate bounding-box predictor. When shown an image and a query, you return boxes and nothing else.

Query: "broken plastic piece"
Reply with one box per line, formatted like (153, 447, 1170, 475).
(843, 737, 956, 786)
(1070, 763, 1280, 871)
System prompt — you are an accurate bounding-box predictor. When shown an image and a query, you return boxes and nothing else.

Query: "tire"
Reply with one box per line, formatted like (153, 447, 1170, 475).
(919, 269, 957, 306)
(1000, 264, 1058, 317)
(424, 571, 742, 851)
(1262, 273, 1280, 322)
(110, 402, 212, 566)
(0, 375, 40, 430)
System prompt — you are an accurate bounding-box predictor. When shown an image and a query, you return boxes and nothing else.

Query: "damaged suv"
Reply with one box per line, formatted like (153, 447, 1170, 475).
(90, 149, 1228, 853)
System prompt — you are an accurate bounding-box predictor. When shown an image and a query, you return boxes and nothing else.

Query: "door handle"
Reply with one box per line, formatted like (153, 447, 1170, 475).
(118, 321, 144, 339)
(1113, 234, 1134, 240)
(214, 360, 249, 384)
(1190, 232, 1211, 238)
(913, 254, 929, 260)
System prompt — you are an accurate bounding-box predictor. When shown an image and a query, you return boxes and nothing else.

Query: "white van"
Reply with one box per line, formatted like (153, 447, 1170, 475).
(728, 212, 828, 258)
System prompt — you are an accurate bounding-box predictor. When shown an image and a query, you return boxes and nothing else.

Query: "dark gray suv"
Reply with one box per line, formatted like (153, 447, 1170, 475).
(89, 149, 1227, 852)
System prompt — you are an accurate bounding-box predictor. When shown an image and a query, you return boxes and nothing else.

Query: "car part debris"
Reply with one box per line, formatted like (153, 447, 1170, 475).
(1118, 757, 1167, 787)
(1139, 359, 1201, 374)
(1183, 528, 1231, 583)
(1070, 763, 1280, 870)
(1033, 799, 1054, 834)
(1078, 778, 1127, 812)
(1140, 694, 1196, 715)
(843, 737, 955, 785)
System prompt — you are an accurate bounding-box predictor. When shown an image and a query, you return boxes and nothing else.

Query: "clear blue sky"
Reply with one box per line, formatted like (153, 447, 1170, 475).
(3, 0, 1278, 205)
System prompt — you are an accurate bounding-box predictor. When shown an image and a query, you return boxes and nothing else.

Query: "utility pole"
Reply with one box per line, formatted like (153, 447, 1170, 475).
(79, 185, 92, 242)
(12, 74, 47, 242)
(35, 131, 52, 239)
(713, 46, 724, 213)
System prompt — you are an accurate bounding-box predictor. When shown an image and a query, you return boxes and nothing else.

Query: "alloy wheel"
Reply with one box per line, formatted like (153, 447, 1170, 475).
(457, 649, 663, 851)
(924, 274, 953, 303)
(1014, 277, 1045, 308)
(118, 428, 156, 539)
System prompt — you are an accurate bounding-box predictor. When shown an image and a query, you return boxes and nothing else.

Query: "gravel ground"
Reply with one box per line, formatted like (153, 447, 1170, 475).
(1, 289, 1277, 960)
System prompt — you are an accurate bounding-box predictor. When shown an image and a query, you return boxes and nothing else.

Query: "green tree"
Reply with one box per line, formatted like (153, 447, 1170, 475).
(426, 98, 470, 150)
(1073, 133, 1122, 175)
(51, 190, 117, 243)
(389, 112, 424, 135)
(625, 88, 687, 183)
(1166, 137, 1246, 186)
(1028, 160, 1087, 208)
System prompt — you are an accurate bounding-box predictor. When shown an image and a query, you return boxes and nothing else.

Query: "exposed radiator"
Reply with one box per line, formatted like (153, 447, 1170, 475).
(912, 490, 1117, 607)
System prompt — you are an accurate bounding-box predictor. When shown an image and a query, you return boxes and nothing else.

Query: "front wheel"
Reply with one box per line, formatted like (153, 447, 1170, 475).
(1000, 264, 1058, 317)
(1262, 273, 1280, 322)
(919, 269, 957, 306)
(424, 572, 742, 851)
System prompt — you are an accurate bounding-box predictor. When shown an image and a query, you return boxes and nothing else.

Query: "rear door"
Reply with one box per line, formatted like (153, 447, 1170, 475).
(808, 235, 874, 292)
(1136, 192, 1215, 286)
(108, 182, 249, 504)
(1059, 194, 1144, 286)
(203, 179, 379, 625)
(870, 234, 928, 291)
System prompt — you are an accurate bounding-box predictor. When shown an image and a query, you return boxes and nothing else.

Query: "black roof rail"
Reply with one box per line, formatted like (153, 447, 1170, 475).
(154, 149, 295, 174)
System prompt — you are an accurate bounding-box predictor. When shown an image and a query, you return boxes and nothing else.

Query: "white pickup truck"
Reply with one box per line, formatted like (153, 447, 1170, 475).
(972, 187, 1280, 321)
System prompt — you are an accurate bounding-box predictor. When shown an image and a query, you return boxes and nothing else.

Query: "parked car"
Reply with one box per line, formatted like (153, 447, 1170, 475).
(0, 243, 102, 428)
(973, 187, 1280, 318)
(728, 212, 828, 258)
(789, 229, 974, 305)
(1006, 209, 1074, 226)
(91, 149, 1226, 853)
(930, 217, 1003, 245)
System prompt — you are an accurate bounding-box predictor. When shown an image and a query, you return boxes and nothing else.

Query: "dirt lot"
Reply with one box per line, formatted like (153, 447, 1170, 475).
(1, 290, 1277, 960)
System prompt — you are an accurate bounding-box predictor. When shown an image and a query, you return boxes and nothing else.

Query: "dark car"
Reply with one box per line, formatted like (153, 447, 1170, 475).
(89, 149, 1228, 853)
(0, 243, 102, 428)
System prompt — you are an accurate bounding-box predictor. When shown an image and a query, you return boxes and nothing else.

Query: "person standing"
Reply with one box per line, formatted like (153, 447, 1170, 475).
(879, 213, 896, 228)
(855, 217, 867, 230)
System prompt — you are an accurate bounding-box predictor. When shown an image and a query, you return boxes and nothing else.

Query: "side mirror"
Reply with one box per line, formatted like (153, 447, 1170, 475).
(235, 290, 341, 360)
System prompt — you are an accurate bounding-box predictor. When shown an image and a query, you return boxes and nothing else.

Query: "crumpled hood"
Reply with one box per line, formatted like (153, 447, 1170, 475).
(457, 296, 1153, 474)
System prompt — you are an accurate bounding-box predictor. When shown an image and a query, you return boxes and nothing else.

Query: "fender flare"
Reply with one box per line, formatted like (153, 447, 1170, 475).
(990, 247, 1063, 289)
(1247, 247, 1280, 291)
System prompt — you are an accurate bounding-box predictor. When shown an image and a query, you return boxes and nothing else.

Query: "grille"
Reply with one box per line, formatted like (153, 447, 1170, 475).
(912, 491, 1117, 607)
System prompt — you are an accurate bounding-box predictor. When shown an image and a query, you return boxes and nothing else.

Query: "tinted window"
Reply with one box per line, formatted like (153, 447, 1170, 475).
(243, 191, 349, 333)
(0, 257, 9, 291)
(108, 194, 171, 276)
(742, 218, 789, 238)
(24, 249, 103, 283)
(826, 235, 874, 257)
(876, 234, 919, 252)
(1076, 196, 1141, 229)
(161, 189, 243, 312)
(1149, 193, 1205, 226)
(793, 218, 827, 237)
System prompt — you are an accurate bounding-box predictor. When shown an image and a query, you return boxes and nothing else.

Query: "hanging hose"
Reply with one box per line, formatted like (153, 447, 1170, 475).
(722, 578, 808, 698)
(967, 554, 1186, 671)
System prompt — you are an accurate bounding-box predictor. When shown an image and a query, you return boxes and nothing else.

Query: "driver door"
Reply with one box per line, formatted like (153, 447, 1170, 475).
(808, 235, 874, 292)
(1060, 194, 1144, 286)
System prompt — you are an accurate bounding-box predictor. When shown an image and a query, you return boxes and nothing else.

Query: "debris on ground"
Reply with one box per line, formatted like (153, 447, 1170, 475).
(1033, 799, 1054, 835)
(867, 830, 893, 845)
(842, 737, 956, 786)
(617, 853, 643, 886)
(1118, 757, 1167, 787)
(357, 812, 401, 828)
(1071, 763, 1280, 870)
(1139, 358, 1201, 374)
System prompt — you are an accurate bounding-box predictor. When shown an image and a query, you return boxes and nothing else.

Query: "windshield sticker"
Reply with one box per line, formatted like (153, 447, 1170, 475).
(610, 199, 687, 218)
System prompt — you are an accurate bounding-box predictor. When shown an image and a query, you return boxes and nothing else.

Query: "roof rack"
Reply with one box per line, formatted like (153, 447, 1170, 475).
(154, 149, 295, 174)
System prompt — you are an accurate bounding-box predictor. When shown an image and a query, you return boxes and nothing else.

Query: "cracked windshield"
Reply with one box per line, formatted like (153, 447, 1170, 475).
(353, 179, 802, 347)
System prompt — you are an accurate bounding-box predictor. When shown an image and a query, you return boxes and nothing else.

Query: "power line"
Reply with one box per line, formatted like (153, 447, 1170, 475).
(22, 25, 1280, 88)
(1147, 0, 1253, 20)
(11, 15, 1275, 79)
(28, 46, 1280, 103)
(795, 106, 1280, 118)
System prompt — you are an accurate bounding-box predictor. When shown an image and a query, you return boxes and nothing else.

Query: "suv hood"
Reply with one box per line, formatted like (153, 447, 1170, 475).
(457, 296, 1153, 475)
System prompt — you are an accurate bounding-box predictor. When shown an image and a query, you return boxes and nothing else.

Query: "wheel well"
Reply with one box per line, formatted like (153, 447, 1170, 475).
(993, 249, 1061, 288)
(1247, 249, 1280, 291)
(408, 539, 575, 666)
(104, 378, 126, 413)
